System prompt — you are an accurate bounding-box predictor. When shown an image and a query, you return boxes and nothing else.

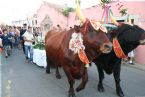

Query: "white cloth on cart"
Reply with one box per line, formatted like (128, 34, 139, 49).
(33, 49, 47, 67)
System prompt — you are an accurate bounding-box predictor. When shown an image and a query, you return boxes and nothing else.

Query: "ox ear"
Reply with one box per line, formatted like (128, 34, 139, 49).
(110, 15, 120, 26)
(108, 30, 117, 38)
(124, 22, 133, 26)
(74, 25, 82, 33)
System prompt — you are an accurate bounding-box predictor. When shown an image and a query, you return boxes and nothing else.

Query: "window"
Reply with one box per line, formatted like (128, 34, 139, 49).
(117, 20, 125, 22)
(35, 20, 37, 25)
(131, 19, 134, 24)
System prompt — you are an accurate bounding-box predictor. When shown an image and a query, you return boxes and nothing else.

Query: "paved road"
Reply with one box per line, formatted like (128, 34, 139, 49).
(1, 49, 145, 97)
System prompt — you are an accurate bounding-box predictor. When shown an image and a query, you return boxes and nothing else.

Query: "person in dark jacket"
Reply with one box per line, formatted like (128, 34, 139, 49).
(1, 29, 12, 58)
(20, 23, 27, 54)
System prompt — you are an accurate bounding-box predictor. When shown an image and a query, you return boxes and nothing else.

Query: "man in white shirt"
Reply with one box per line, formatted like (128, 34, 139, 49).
(23, 26, 34, 63)
(128, 50, 134, 65)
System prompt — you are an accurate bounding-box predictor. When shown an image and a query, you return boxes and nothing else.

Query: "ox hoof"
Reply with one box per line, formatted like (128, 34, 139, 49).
(56, 74, 61, 79)
(98, 84, 104, 92)
(68, 93, 76, 97)
(46, 70, 51, 74)
(117, 90, 124, 97)
(76, 88, 80, 92)
(76, 86, 84, 92)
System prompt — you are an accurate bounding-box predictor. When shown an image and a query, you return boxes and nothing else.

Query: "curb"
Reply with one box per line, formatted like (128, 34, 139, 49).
(122, 61, 145, 72)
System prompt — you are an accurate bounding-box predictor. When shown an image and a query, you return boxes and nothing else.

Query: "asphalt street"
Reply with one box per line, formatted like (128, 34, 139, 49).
(1, 49, 145, 97)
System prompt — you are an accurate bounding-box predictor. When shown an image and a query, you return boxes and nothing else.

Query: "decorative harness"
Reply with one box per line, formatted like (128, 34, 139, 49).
(69, 31, 90, 67)
(113, 37, 127, 58)
(69, 19, 107, 68)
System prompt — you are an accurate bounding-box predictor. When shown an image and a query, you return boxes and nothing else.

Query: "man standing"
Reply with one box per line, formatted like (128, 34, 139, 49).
(20, 23, 27, 53)
(128, 50, 134, 65)
(23, 26, 34, 63)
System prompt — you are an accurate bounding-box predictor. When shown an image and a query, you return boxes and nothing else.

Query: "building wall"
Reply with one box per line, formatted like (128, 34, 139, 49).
(37, 1, 145, 64)
(68, 1, 145, 28)
(37, 2, 68, 30)
(135, 45, 145, 65)
(68, 1, 145, 65)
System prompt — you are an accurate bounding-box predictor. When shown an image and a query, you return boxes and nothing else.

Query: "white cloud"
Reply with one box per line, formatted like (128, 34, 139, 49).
(0, 0, 42, 24)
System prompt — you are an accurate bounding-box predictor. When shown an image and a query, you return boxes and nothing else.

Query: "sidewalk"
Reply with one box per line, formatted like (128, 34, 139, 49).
(122, 61, 145, 71)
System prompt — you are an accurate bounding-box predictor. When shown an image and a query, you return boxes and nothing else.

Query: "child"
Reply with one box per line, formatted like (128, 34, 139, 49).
(1, 29, 11, 58)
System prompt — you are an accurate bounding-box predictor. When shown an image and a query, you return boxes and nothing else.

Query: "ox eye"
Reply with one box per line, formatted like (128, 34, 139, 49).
(89, 31, 96, 38)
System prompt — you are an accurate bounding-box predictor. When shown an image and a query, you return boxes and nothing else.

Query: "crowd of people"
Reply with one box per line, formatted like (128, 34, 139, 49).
(0, 23, 135, 65)
(0, 23, 43, 64)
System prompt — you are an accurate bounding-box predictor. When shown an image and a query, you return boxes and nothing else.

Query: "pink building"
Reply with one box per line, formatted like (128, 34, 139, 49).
(37, 1, 68, 32)
(37, 1, 145, 64)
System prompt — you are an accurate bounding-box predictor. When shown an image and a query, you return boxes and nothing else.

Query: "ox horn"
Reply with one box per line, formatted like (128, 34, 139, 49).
(110, 14, 119, 26)
(76, 0, 86, 23)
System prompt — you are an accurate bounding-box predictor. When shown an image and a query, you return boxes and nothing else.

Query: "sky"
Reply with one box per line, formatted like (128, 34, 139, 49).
(0, 0, 144, 24)
(0, 0, 97, 24)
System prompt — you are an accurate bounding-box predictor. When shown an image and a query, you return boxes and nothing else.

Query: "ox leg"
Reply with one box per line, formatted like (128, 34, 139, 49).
(76, 67, 88, 92)
(46, 56, 51, 74)
(55, 66, 61, 79)
(113, 62, 124, 97)
(97, 66, 105, 92)
(64, 68, 76, 97)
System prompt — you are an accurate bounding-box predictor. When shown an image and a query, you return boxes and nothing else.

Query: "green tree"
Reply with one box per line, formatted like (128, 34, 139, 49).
(62, 6, 74, 17)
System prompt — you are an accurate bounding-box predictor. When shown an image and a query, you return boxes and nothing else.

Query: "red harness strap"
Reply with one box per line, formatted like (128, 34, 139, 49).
(83, 19, 89, 34)
(113, 37, 127, 58)
(78, 49, 90, 67)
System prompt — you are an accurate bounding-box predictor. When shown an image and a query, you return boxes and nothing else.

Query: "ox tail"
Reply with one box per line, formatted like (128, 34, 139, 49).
(46, 55, 55, 74)
(46, 55, 50, 74)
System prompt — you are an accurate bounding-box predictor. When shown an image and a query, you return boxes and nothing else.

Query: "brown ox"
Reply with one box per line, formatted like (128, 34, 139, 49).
(45, 20, 112, 97)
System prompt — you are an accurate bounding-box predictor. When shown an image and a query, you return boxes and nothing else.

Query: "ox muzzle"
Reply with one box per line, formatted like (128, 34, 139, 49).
(139, 32, 145, 45)
(100, 42, 112, 54)
(140, 39, 145, 45)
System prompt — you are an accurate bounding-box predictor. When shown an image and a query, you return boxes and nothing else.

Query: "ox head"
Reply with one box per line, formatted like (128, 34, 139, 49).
(107, 23, 145, 53)
(73, 20, 112, 54)
(75, 0, 112, 54)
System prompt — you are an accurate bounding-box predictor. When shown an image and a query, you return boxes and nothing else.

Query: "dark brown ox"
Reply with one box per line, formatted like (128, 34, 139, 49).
(45, 20, 112, 97)
(93, 23, 145, 97)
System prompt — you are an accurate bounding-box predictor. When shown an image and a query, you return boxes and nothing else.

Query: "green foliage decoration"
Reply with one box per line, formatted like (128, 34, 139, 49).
(101, 0, 112, 3)
(120, 8, 127, 16)
(101, 0, 112, 8)
(33, 42, 45, 50)
(61, 7, 74, 17)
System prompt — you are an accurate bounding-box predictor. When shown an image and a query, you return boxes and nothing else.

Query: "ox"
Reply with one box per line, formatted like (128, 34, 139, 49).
(93, 23, 145, 97)
(45, 19, 112, 97)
